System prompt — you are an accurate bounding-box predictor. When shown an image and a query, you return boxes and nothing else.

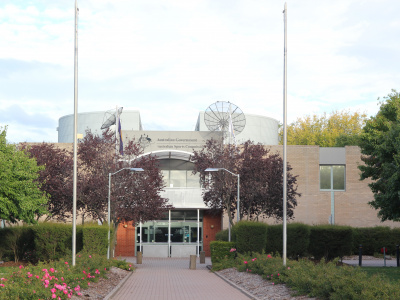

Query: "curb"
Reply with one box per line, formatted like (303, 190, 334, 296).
(207, 265, 257, 300)
(104, 270, 134, 300)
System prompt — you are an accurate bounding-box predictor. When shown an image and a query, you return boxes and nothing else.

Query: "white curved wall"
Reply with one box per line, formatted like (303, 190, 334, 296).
(195, 112, 279, 145)
(57, 110, 142, 143)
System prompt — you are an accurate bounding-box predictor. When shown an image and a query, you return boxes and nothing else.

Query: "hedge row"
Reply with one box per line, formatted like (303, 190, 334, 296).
(213, 221, 400, 260)
(0, 223, 111, 262)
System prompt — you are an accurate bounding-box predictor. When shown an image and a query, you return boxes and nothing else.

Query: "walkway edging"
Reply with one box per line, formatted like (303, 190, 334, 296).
(208, 265, 257, 300)
(104, 271, 134, 300)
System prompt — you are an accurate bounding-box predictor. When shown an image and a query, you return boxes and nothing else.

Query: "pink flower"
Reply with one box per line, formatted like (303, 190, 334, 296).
(19, 265, 24, 269)
(251, 259, 255, 262)
(74, 285, 80, 292)
(287, 267, 291, 270)
(64, 290, 68, 294)
(36, 275, 40, 279)
(0, 278, 5, 281)
(51, 288, 57, 293)
(267, 254, 272, 258)
(272, 282, 275, 285)
(95, 269, 100, 274)
(52, 294, 56, 299)
(230, 248, 236, 252)
(42, 269, 48, 273)
(65, 262, 68, 265)
(77, 293, 82, 296)
(244, 261, 248, 264)
(68, 294, 72, 298)
(89, 255, 92, 258)
(278, 273, 280, 276)
(50, 268, 55, 273)
(0, 284, 5, 287)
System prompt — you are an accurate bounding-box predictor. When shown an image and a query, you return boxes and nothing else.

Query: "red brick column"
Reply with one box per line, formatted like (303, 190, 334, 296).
(115, 221, 136, 257)
(202, 210, 222, 256)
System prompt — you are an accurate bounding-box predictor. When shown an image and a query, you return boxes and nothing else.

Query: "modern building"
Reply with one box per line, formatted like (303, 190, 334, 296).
(56, 110, 400, 258)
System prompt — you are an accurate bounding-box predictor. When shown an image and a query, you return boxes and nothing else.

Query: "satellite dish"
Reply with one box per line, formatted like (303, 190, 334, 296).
(101, 107, 123, 130)
(204, 101, 246, 140)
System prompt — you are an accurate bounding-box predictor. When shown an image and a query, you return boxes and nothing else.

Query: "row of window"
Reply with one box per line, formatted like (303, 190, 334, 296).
(158, 159, 346, 191)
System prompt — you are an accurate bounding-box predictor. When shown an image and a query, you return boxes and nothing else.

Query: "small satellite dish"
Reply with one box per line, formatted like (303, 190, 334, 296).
(101, 107, 123, 130)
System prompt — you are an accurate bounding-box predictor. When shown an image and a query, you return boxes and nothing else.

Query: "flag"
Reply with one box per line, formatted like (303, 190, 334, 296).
(118, 119, 124, 155)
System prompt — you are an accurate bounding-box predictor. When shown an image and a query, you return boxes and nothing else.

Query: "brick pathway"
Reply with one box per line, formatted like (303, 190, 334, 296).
(109, 257, 250, 300)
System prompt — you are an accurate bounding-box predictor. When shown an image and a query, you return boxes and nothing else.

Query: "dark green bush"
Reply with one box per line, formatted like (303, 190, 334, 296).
(265, 223, 310, 258)
(82, 225, 109, 255)
(353, 227, 394, 255)
(32, 222, 73, 261)
(233, 221, 268, 254)
(309, 225, 353, 260)
(215, 228, 230, 241)
(210, 241, 236, 264)
(0, 226, 35, 262)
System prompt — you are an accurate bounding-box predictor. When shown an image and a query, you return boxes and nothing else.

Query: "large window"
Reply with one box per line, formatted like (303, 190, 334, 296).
(320, 165, 345, 191)
(158, 159, 200, 188)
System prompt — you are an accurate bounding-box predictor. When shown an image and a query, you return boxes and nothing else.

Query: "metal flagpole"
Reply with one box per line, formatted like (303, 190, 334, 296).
(72, 0, 79, 266)
(282, 2, 288, 267)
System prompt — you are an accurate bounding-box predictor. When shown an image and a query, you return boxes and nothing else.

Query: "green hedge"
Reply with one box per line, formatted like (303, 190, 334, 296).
(0, 226, 35, 262)
(233, 221, 268, 254)
(353, 226, 397, 255)
(309, 225, 353, 260)
(215, 228, 230, 241)
(82, 225, 109, 255)
(31, 223, 73, 261)
(210, 241, 236, 264)
(265, 223, 310, 258)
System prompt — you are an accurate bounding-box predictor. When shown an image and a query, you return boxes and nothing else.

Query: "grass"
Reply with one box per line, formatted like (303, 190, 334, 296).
(363, 267, 400, 282)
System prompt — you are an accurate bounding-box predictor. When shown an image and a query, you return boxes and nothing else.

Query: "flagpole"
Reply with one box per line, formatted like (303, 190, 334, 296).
(282, 2, 288, 267)
(72, 0, 79, 267)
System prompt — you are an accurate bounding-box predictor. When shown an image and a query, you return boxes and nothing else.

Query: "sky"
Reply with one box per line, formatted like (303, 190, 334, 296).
(1, 0, 399, 144)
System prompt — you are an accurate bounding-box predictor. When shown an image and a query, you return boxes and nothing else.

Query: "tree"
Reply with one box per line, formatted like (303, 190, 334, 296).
(358, 90, 400, 222)
(280, 109, 368, 147)
(0, 127, 48, 223)
(191, 139, 300, 224)
(238, 141, 300, 220)
(20, 143, 73, 221)
(77, 129, 170, 224)
(191, 139, 239, 226)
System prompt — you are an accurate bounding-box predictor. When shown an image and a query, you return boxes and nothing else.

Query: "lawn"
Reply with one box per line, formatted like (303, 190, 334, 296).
(363, 267, 400, 282)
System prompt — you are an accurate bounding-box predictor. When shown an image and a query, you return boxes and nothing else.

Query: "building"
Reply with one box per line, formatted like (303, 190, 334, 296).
(56, 110, 400, 258)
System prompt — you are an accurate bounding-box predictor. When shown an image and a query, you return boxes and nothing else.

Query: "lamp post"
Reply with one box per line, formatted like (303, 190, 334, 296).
(107, 167, 144, 259)
(205, 168, 240, 242)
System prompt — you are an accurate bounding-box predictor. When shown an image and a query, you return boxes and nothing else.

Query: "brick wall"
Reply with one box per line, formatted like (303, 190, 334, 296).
(203, 210, 222, 256)
(115, 221, 136, 257)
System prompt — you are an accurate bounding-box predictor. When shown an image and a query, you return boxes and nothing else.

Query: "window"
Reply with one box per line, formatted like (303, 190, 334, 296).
(320, 165, 345, 191)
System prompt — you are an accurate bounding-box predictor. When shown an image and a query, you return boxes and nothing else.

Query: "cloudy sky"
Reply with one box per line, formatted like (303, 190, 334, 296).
(1, 0, 399, 143)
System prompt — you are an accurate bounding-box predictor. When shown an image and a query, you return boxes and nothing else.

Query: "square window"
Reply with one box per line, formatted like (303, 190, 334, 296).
(320, 165, 345, 191)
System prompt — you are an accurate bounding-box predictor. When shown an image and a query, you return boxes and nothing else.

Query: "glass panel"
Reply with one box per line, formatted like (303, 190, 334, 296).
(183, 226, 190, 243)
(333, 165, 345, 190)
(161, 170, 169, 187)
(320, 166, 331, 190)
(170, 170, 186, 187)
(185, 210, 198, 220)
(187, 171, 200, 187)
(154, 226, 168, 242)
(170, 227, 183, 242)
(136, 227, 149, 243)
(171, 211, 185, 220)
(191, 227, 202, 243)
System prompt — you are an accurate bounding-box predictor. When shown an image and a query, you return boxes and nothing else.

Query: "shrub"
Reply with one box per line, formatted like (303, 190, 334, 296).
(265, 223, 310, 259)
(82, 225, 109, 255)
(309, 225, 353, 260)
(353, 227, 394, 255)
(215, 228, 230, 241)
(0, 226, 35, 263)
(32, 222, 72, 261)
(210, 241, 236, 264)
(233, 221, 267, 254)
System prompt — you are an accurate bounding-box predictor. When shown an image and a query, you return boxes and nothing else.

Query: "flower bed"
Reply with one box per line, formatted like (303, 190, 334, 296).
(0, 254, 133, 300)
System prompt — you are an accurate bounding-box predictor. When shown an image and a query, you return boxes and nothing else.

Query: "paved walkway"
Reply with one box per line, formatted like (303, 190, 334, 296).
(343, 258, 399, 267)
(108, 257, 250, 300)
